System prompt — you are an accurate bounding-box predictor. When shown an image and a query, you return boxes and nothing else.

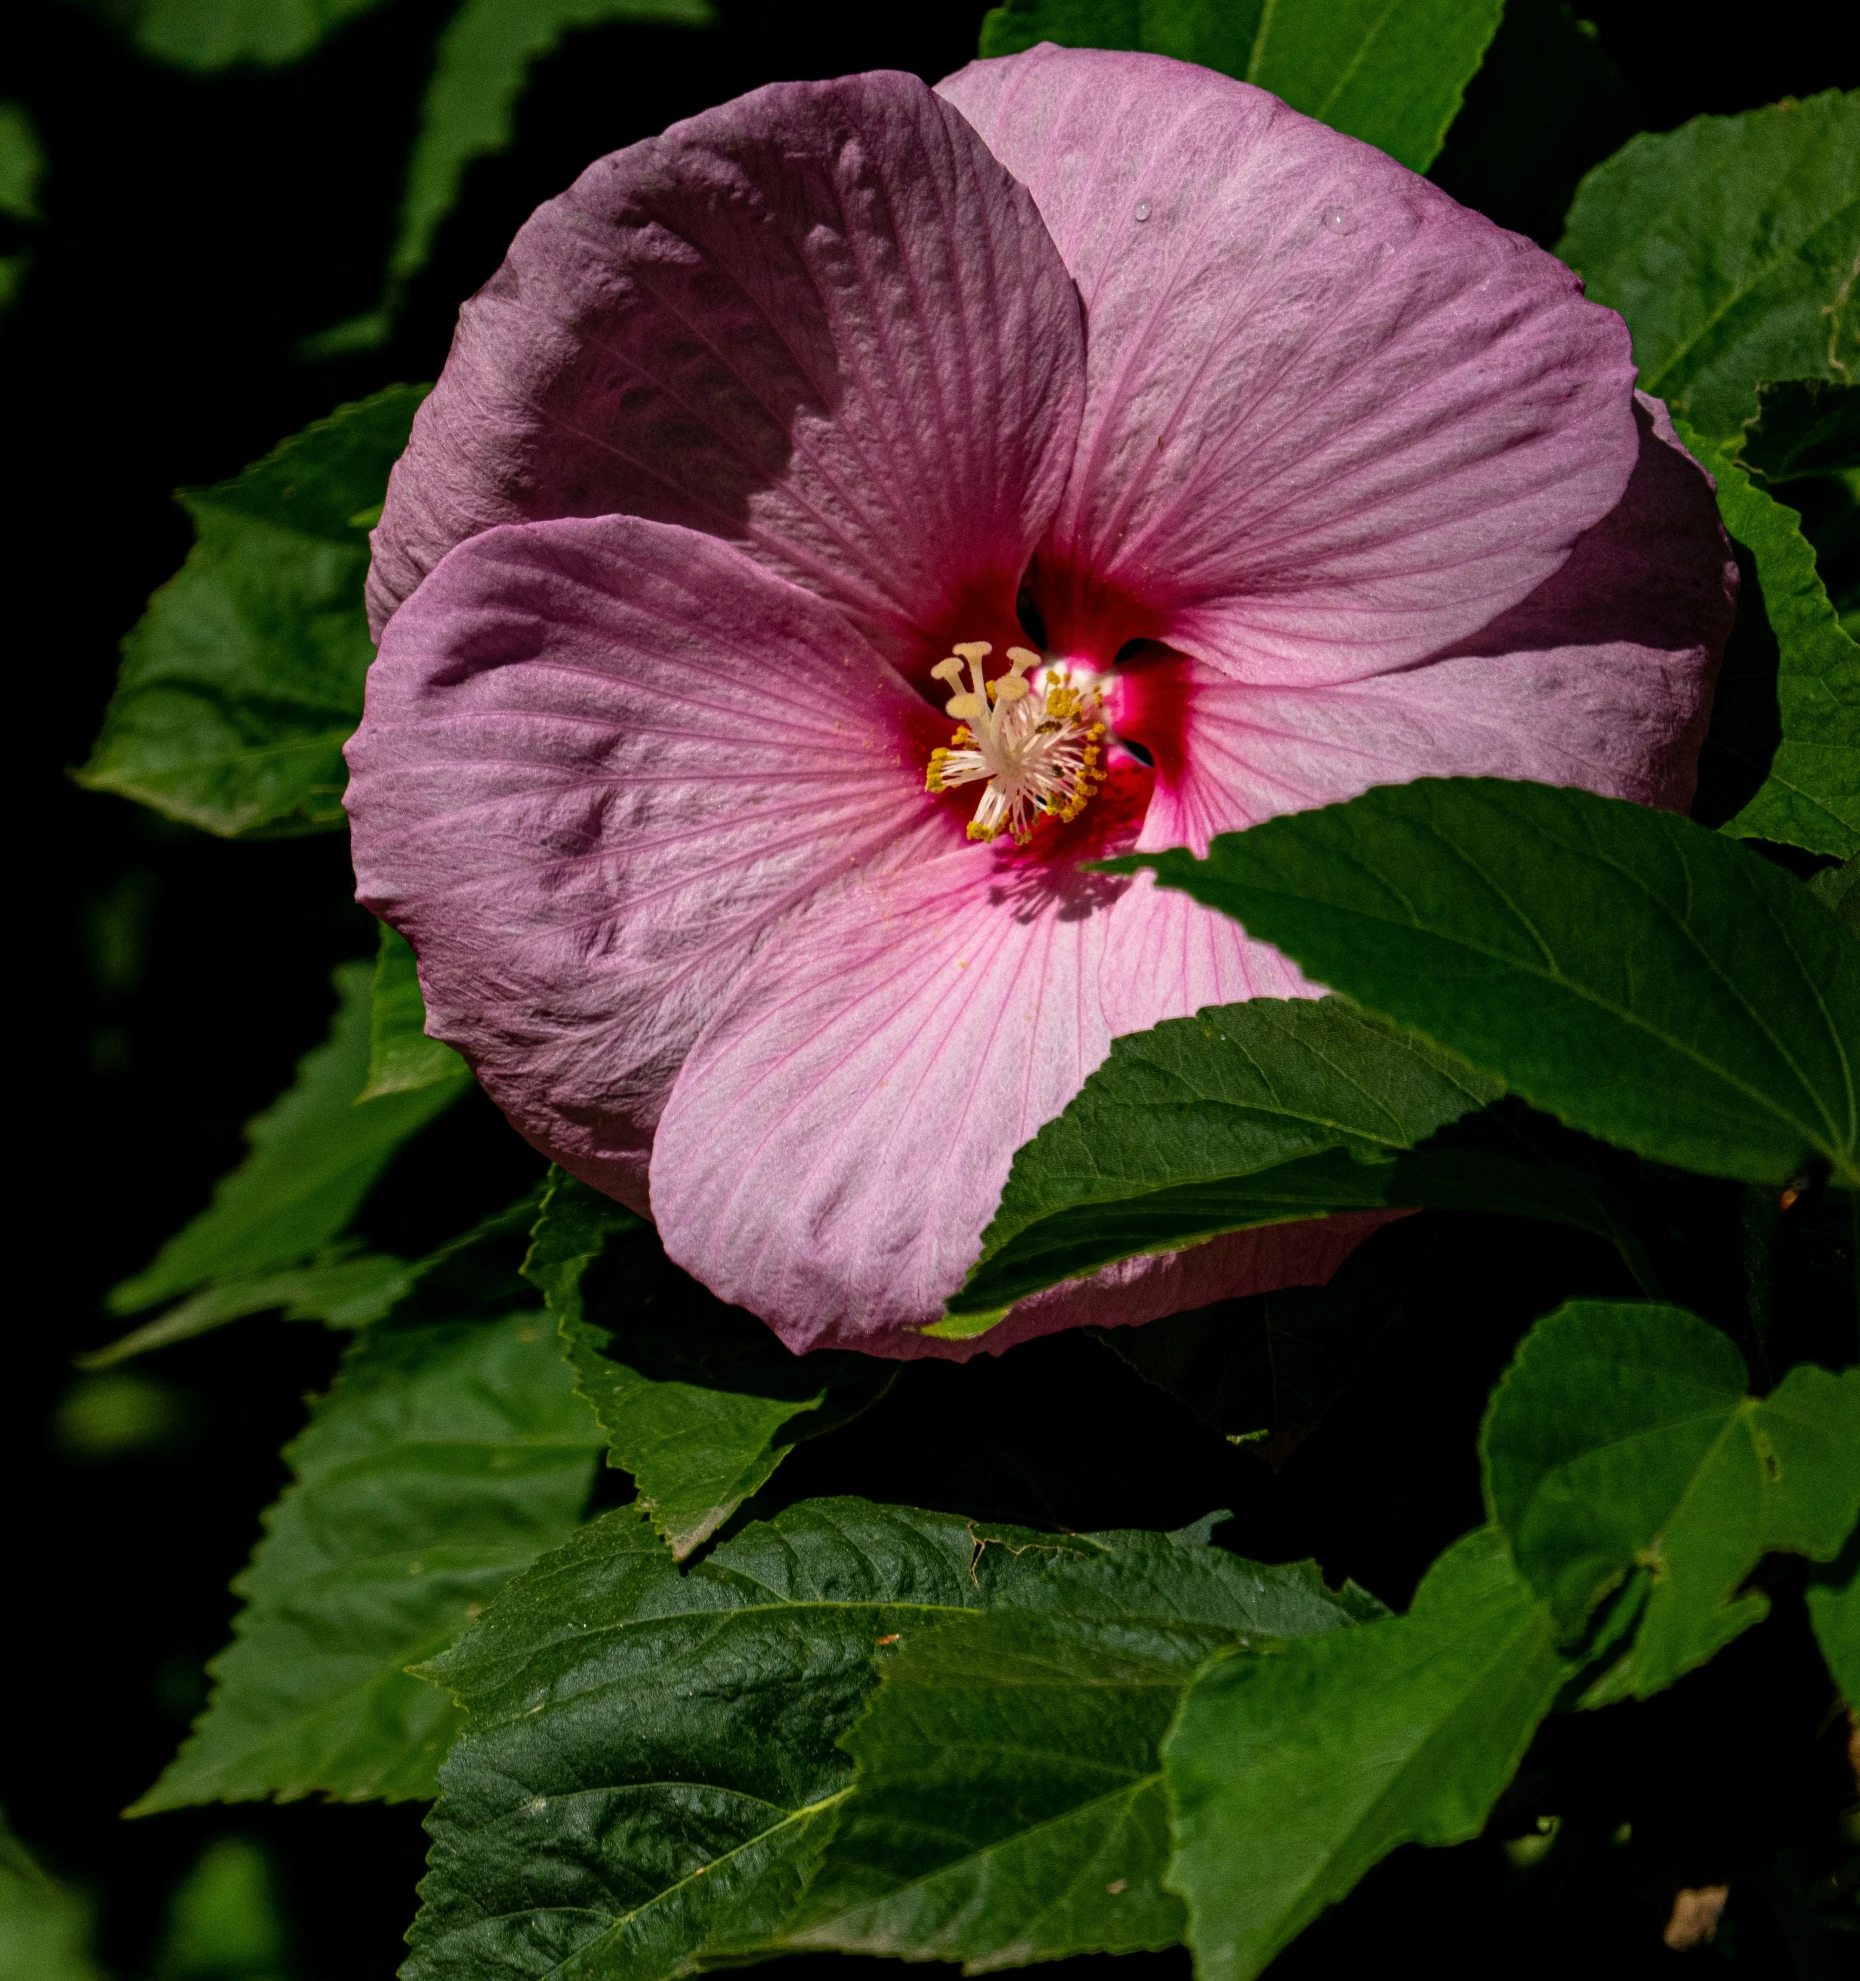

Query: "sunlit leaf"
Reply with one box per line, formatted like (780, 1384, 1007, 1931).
(408, 1499, 1373, 1981)
(978, 0, 1504, 171)
(1480, 1298, 1860, 1702)
(1113, 779, 1860, 1189)
(1162, 1528, 1566, 1981)
(1558, 91, 1860, 439)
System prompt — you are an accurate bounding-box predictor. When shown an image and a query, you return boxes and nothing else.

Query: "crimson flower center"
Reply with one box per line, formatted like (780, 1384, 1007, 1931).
(922, 641, 1108, 847)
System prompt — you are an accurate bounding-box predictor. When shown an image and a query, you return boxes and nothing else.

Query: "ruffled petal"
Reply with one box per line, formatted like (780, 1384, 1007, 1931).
(940, 45, 1639, 680)
(1115, 392, 1734, 850)
(345, 514, 943, 1206)
(367, 70, 1084, 676)
(650, 818, 1342, 1359)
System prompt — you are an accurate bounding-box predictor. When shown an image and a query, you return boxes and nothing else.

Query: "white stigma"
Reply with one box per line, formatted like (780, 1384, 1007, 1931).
(924, 642, 1107, 847)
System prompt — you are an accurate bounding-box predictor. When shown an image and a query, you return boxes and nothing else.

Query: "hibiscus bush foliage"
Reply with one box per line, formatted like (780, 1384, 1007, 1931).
(10, 1, 1859, 1977)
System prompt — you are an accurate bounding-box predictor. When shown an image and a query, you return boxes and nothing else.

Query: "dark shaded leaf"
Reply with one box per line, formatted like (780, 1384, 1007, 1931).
(1680, 417, 1860, 856)
(303, 0, 716, 354)
(1743, 378, 1860, 482)
(106, 960, 468, 1322)
(525, 1174, 893, 1559)
(132, 1309, 603, 1811)
(77, 387, 424, 837)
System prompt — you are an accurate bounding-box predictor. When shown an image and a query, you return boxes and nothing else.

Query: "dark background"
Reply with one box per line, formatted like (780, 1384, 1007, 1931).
(4, 2, 1855, 1974)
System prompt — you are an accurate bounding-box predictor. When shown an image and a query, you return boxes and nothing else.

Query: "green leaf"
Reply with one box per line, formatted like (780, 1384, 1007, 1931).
(303, 0, 714, 356)
(94, 0, 393, 70)
(77, 387, 425, 837)
(0, 102, 44, 221)
(132, 1307, 603, 1813)
(1112, 778, 1860, 1190)
(107, 958, 468, 1319)
(154, 1837, 288, 1978)
(978, 0, 1503, 172)
(1810, 858, 1859, 936)
(86, 1187, 542, 1368)
(81, 1253, 416, 1368)
(1680, 417, 1860, 857)
(525, 1172, 894, 1559)
(1557, 91, 1860, 440)
(361, 923, 466, 1100)
(0, 1813, 105, 1981)
(1424, 0, 1642, 250)
(776, 1535, 1379, 1969)
(1480, 1298, 1860, 1702)
(1162, 1527, 1567, 1981)
(1743, 378, 1860, 482)
(1807, 1537, 1859, 1707)
(945, 998, 1496, 1324)
(408, 1498, 1372, 1981)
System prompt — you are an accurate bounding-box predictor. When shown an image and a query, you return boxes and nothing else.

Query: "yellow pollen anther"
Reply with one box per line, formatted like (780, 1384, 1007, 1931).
(923, 642, 1109, 847)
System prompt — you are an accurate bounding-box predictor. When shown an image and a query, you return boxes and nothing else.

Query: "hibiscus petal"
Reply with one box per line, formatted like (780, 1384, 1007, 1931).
(345, 513, 942, 1206)
(1122, 393, 1735, 847)
(650, 830, 1344, 1359)
(366, 70, 1084, 675)
(940, 45, 1639, 681)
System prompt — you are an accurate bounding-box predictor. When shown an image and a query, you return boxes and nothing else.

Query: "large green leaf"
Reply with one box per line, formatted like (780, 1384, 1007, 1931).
(408, 1499, 1373, 1981)
(106, 959, 469, 1319)
(361, 922, 467, 1100)
(978, 0, 1503, 172)
(1480, 1298, 1860, 1703)
(92, 0, 393, 70)
(945, 1001, 1658, 1326)
(1680, 416, 1860, 857)
(1112, 779, 1860, 1190)
(132, 1307, 603, 1812)
(0, 1813, 104, 1981)
(525, 1173, 893, 1558)
(1162, 1527, 1567, 1981)
(77, 387, 424, 837)
(304, 0, 714, 355)
(941, 999, 1493, 1327)
(1557, 91, 1860, 440)
(777, 1536, 1380, 1969)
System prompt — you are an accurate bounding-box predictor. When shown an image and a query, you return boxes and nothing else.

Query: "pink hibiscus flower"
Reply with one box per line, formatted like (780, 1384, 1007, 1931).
(346, 44, 1734, 1359)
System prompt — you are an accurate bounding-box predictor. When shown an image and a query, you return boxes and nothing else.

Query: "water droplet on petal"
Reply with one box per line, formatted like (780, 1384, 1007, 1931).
(1321, 204, 1357, 235)
(1133, 200, 1151, 222)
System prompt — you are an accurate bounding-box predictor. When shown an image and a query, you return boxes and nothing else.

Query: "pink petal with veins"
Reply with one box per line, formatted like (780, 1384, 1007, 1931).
(940, 45, 1639, 680)
(346, 514, 943, 1206)
(366, 71, 1083, 677)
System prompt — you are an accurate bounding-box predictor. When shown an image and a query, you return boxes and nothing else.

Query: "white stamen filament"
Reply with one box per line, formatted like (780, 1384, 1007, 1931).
(924, 642, 1107, 846)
